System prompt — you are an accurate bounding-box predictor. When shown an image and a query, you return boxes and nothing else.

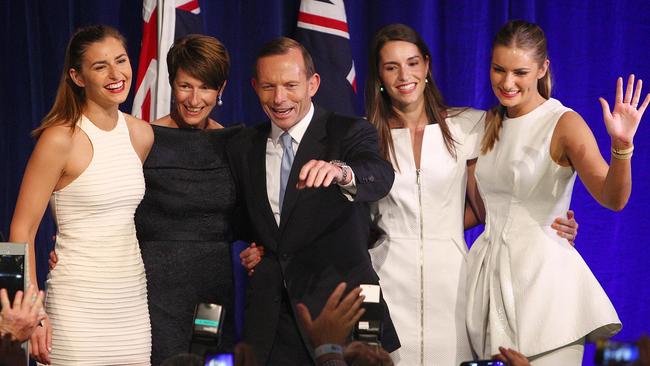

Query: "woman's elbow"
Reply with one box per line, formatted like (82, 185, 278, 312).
(604, 196, 630, 212)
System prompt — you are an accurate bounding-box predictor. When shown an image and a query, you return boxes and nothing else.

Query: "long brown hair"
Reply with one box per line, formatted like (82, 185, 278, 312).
(481, 20, 552, 154)
(365, 23, 456, 165)
(32, 25, 127, 138)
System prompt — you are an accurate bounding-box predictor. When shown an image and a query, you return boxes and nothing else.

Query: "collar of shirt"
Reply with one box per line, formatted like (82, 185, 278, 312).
(269, 102, 315, 147)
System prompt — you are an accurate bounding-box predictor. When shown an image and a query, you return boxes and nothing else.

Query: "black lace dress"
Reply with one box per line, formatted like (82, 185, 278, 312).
(135, 124, 242, 365)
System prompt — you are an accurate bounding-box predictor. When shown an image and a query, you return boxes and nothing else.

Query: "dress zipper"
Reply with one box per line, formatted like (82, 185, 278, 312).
(416, 168, 424, 366)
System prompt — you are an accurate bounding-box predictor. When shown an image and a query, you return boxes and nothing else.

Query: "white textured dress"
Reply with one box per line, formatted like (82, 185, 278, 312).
(47, 113, 151, 365)
(466, 98, 621, 360)
(369, 108, 485, 366)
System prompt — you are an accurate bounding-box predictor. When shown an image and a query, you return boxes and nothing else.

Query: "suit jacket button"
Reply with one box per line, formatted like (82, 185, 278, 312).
(368, 176, 375, 182)
(281, 253, 289, 260)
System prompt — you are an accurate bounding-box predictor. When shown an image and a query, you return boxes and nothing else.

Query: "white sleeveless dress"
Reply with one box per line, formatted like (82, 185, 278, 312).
(47, 113, 151, 365)
(369, 108, 485, 366)
(466, 98, 621, 360)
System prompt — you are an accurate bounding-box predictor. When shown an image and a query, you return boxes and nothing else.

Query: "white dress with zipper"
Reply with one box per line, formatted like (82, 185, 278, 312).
(370, 108, 485, 366)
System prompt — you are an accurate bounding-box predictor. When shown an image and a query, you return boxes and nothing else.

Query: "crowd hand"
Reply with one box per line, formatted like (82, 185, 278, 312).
(0, 286, 46, 342)
(234, 343, 257, 366)
(599, 74, 650, 147)
(551, 210, 578, 245)
(493, 346, 531, 366)
(0, 340, 27, 366)
(48, 249, 58, 271)
(239, 243, 264, 276)
(29, 313, 52, 364)
(639, 334, 650, 366)
(343, 341, 394, 366)
(297, 160, 348, 190)
(296, 282, 365, 347)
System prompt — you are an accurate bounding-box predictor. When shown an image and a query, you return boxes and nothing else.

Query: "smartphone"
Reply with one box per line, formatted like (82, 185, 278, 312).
(459, 361, 506, 366)
(595, 339, 640, 365)
(0, 242, 27, 310)
(204, 352, 234, 366)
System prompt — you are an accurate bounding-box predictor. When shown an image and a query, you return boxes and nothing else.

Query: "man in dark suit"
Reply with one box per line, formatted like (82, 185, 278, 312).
(227, 37, 399, 365)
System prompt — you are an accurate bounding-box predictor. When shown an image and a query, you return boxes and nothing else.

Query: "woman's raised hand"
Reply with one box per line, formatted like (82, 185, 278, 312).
(599, 74, 650, 147)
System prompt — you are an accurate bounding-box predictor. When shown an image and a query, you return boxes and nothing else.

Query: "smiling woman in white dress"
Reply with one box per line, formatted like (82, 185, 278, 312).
(363, 23, 579, 366)
(9, 25, 153, 365)
(466, 20, 649, 365)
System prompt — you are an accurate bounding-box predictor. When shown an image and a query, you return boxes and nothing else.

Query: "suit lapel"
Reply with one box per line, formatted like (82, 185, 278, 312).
(248, 124, 280, 245)
(279, 107, 329, 233)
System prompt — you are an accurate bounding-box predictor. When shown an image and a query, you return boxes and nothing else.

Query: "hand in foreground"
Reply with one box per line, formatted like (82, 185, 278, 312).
(493, 346, 531, 366)
(599, 74, 650, 148)
(639, 334, 650, 366)
(296, 282, 365, 347)
(29, 314, 52, 364)
(239, 243, 264, 276)
(297, 160, 350, 189)
(0, 285, 46, 342)
(551, 209, 578, 245)
(0, 340, 27, 366)
(343, 341, 394, 366)
(48, 249, 58, 271)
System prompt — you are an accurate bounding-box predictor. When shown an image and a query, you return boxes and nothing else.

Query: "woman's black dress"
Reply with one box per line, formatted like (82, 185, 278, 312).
(135, 124, 241, 365)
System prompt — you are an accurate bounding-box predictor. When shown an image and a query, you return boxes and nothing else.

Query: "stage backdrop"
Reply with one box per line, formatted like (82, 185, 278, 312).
(1, 1, 648, 365)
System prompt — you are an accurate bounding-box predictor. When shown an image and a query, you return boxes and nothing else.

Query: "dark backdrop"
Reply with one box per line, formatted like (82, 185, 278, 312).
(2, 1, 649, 364)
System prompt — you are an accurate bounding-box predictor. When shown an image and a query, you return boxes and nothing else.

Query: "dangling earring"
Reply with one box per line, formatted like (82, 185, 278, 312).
(217, 94, 223, 107)
(380, 85, 385, 92)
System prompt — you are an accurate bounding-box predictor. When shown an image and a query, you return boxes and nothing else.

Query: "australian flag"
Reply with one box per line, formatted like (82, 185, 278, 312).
(132, 0, 202, 122)
(295, 0, 357, 116)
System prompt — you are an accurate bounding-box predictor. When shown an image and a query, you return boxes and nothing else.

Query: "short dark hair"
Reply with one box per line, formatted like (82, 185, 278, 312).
(253, 37, 315, 79)
(167, 34, 229, 89)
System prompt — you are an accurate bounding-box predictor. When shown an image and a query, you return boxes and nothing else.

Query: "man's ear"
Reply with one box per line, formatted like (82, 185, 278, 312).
(307, 72, 321, 97)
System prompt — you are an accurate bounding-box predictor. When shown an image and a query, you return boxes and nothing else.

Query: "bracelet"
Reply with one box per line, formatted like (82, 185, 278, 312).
(611, 145, 634, 160)
(318, 359, 346, 366)
(314, 343, 343, 358)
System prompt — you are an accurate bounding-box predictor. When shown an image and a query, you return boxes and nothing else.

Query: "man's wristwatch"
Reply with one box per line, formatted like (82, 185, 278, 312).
(329, 160, 351, 184)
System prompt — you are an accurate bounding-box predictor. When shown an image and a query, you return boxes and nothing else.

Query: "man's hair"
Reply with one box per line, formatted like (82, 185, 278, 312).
(253, 37, 315, 79)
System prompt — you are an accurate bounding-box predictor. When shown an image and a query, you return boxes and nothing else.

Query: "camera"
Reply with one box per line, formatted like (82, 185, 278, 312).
(190, 303, 233, 364)
(0, 242, 27, 310)
(595, 339, 640, 365)
(354, 284, 383, 348)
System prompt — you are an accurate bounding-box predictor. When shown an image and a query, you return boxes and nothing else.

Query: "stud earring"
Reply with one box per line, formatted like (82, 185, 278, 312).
(425, 78, 429, 84)
(217, 94, 223, 106)
(380, 85, 385, 92)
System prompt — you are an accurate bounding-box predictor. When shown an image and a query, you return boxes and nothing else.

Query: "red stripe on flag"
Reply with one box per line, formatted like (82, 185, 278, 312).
(177, 0, 200, 12)
(142, 91, 151, 122)
(135, 9, 157, 89)
(297, 12, 349, 33)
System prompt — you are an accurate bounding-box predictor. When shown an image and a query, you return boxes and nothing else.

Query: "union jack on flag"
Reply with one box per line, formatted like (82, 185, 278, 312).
(295, 0, 357, 115)
(132, 0, 202, 122)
